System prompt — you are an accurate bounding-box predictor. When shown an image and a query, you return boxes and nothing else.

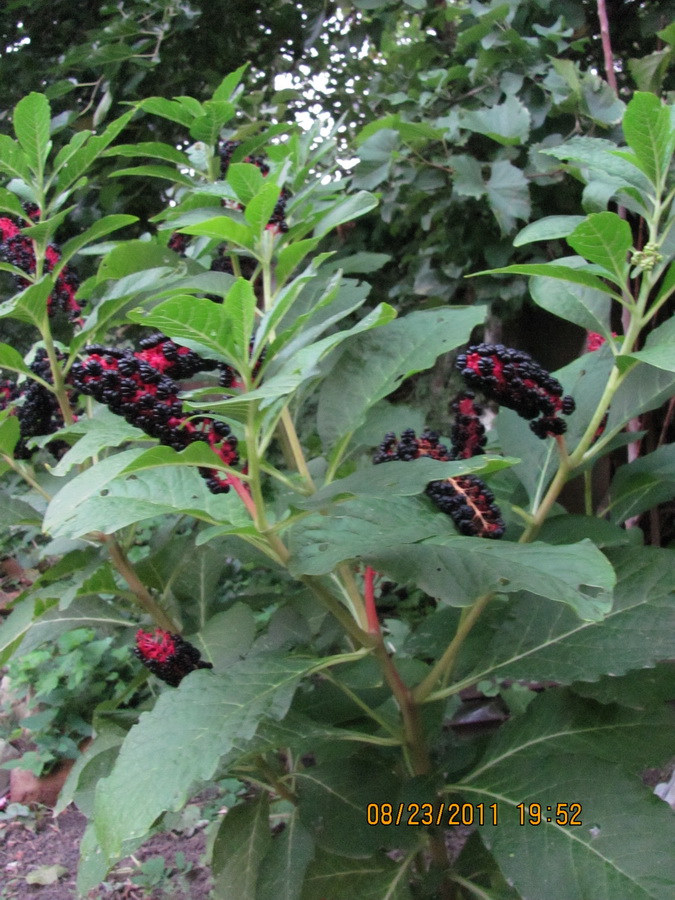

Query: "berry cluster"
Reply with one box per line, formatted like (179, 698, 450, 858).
(455, 344, 575, 438)
(69, 346, 239, 494)
(8, 349, 80, 460)
(0, 212, 82, 322)
(136, 332, 219, 381)
(373, 428, 505, 540)
(449, 391, 486, 459)
(374, 428, 451, 464)
(134, 628, 213, 687)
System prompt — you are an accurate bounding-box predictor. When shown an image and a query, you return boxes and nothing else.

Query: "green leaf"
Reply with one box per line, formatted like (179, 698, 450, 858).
(135, 96, 196, 128)
(312, 191, 378, 238)
(368, 539, 614, 620)
(317, 306, 485, 448)
(621, 316, 675, 372)
(222, 278, 257, 365)
(275, 239, 322, 286)
(102, 142, 192, 167)
(459, 693, 675, 900)
(609, 444, 675, 524)
(213, 64, 249, 101)
(211, 797, 271, 900)
(25, 864, 68, 886)
(227, 162, 264, 205)
(514, 215, 586, 246)
(486, 160, 530, 234)
(0, 416, 20, 458)
(108, 164, 195, 186)
(49, 412, 146, 476)
(299, 456, 517, 508)
(460, 95, 530, 146)
(0, 186, 28, 218)
(54, 110, 135, 194)
(542, 136, 651, 196)
(621, 91, 675, 187)
(470, 262, 619, 297)
(0, 135, 32, 183)
(93, 656, 316, 861)
(0, 343, 32, 379)
(566, 212, 632, 284)
(606, 362, 675, 435)
(194, 604, 256, 670)
(296, 749, 409, 857)
(451, 154, 485, 199)
(57, 215, 138, 271)
(456, 546, 675, 687)
(628, 49, 672, 95)
(529, 259, 612, 335)
(301, 848, 413, 900)
(190, 100, 236, 143)
(13, 92, 51, 177)
(0, 278, 52, 330)
(245, 181, 281, 233)
(180, 215, 255, 251)
(257, 811, 315, 900)
(127, 294, 240, 367)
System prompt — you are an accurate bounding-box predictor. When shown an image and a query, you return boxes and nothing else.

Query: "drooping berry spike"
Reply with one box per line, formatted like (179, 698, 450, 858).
(134, 628, 213, 687)
(136, 333, 219, 381)
(0, 212, 82, 322)
(373, 428, 504, 539)
(11, 349, 80, 460)
(449, 391, 486, 460)
(425, 476, 505, 539)
(69, 346, 240, 494)
(455, 343, 575, 438)
(373, 428, 451, 464)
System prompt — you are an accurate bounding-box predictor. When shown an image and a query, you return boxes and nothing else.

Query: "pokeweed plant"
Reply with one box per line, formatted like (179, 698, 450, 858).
(0, 74, 674, 900)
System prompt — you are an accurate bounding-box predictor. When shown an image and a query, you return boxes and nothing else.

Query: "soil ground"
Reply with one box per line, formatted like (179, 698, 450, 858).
(0, 805, 213, 900)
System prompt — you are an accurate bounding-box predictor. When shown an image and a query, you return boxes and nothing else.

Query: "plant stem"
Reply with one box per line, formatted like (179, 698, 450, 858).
(413, 591, 494, 703)
(104, 535, 179, 632)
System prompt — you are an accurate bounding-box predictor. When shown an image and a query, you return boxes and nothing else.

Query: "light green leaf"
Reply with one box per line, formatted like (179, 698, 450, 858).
(566, 212, 632, 284)
(108, 164, 195, 186)
(530, 260, 612, 335)
(49, 412, 146, 476)
(274, 239, 322, 287)
(180, 215, 255, 251)
(94, 656, 317, 860)
(609, 444, 675, 524)
(542, 136, 651, 195)
(0, 279, 52, 330)
(486, 160, 530, 234)
(451, 154, 485, 199)
(222, 278, 257, 365)
(25, 865, 68, 886)
(213, 64, 249, 101)
(257, 811, 315, 900)
(514, 215, 586, 246)
(13, 92, 51, 177)
(0, 135, 32, 183)
(211, 797, 271, 900)
(606, 362, 675, 435)
(621, 91, 675, 186)
(127, 294, 238, 366)
(621, 316, 675, 372)
(0, 343, 31, 379)
(102, 142, 192, 166)
(0, 416, 20, 457)
(470, 262, 620, 297)
(0, 186, 28, 218)
(312, 191, 378, 238)
(245, 181, 281, 233)
(227, 162, 264, 205)
(54, 109, 135, 193)
(460, 95, 530, 146)
(190, 100, 235, 143)
(135, 96, 196, 128)
(317, 306, 485, 447)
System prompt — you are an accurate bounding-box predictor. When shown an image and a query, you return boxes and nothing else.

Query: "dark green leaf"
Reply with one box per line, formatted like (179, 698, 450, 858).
(13, 92, 51, 176)
(609, 444, 675, 524)
(257, 812, 315, 900)
(211, 797, 271, 900)
(460, 96, 530, 146)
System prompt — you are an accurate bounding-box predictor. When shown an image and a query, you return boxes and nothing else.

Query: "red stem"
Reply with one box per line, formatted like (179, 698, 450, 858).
(597, 0, 617, 92)
(228, 473, 257, 519)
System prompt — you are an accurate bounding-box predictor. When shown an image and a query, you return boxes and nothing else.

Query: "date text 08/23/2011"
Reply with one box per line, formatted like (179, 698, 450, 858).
(366, 802, 583, 827)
